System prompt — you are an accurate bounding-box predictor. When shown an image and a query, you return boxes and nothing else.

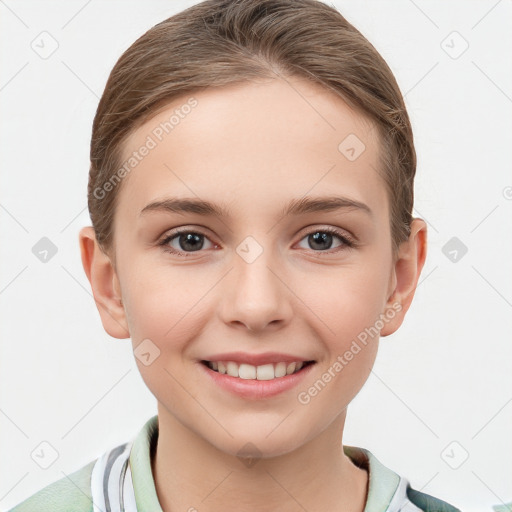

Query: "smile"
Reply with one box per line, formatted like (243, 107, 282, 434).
(201, 360, 315, 380)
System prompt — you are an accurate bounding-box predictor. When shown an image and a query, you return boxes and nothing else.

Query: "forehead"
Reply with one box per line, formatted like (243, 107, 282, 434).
(115, 76, 387, 225)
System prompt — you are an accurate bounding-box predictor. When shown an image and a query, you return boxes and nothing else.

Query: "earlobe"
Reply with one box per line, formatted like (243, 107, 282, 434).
(380, 219, 428, 337)
(78, 226, 130, 339)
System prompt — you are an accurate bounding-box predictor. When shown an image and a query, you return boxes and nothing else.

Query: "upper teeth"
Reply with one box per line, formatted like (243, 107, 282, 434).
(207, 361, 305, 380)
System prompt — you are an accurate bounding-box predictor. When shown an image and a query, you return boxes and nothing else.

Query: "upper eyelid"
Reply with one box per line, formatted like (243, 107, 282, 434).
(298, 226, 353, 242)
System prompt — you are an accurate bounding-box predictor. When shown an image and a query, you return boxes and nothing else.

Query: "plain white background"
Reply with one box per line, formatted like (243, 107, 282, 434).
(1, 1, 511, 511)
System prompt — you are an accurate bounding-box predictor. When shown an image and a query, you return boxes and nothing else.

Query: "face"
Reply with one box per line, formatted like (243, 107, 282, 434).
(109, 77, 399, 457)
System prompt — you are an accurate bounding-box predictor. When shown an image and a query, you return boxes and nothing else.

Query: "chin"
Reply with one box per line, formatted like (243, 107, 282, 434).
(205, 422, 313, 461)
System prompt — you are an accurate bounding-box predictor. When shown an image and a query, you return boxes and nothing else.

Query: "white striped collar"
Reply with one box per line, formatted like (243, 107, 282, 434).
(91, 441, 137, 512)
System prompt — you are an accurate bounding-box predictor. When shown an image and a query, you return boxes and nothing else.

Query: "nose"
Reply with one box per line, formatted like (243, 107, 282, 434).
(218, 248, 293, 333)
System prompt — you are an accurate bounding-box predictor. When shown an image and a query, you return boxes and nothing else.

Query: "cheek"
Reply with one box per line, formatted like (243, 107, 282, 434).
(121, 258, 207, 341)
(290, 263, 387, 404)
(121, 263, 215, 400)
(299, 264, 390, 341)
(294, 273, 384, 416)
(122, 268, 205, 411)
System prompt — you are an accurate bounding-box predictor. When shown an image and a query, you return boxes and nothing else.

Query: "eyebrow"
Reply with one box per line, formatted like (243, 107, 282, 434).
(139, 195, 372, 219)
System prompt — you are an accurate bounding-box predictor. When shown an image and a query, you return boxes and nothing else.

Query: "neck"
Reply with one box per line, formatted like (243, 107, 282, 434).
(152, 405, 368, 512)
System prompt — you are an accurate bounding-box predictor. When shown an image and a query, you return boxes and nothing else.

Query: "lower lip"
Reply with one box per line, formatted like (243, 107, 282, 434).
(199, 362, 315, 400)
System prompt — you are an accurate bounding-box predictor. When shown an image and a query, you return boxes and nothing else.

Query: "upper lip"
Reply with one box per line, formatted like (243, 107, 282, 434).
(201, 351, 314, 366)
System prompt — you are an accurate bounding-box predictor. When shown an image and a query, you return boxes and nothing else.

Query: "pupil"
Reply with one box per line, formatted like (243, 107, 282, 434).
(180, 233, 203, 251)
(309, 232, 332, 251)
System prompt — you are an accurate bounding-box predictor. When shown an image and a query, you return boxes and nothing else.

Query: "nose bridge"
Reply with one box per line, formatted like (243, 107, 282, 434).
(219, 235, 292, 331)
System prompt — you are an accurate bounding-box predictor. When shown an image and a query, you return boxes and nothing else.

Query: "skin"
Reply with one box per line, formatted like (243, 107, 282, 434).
(79, 76, 427, 512)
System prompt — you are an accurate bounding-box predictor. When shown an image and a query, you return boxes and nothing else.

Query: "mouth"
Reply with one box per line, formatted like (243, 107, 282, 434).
(201, 360, 316, 380)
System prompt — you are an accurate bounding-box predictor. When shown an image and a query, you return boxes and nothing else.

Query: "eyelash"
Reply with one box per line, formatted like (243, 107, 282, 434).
(157, 226, 357, 257)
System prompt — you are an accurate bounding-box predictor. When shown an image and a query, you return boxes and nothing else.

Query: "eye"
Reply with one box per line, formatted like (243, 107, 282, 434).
(158, 229, 215, 256)
(296, 227, 355, 254)
(158, 226, 356, 257)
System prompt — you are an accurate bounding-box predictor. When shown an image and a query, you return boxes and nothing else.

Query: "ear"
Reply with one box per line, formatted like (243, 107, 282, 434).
(380, 218, 427, 336)
(78, 226, 130, 339)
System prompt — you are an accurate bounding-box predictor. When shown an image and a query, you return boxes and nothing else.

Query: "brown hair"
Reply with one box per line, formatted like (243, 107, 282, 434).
(88, 0, 416, 260)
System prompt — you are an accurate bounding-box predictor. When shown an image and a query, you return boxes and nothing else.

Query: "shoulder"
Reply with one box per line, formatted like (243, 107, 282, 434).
(7, 458, 96, 512)
(406, 484, 462, 512)
(344, 445, 462, 512)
